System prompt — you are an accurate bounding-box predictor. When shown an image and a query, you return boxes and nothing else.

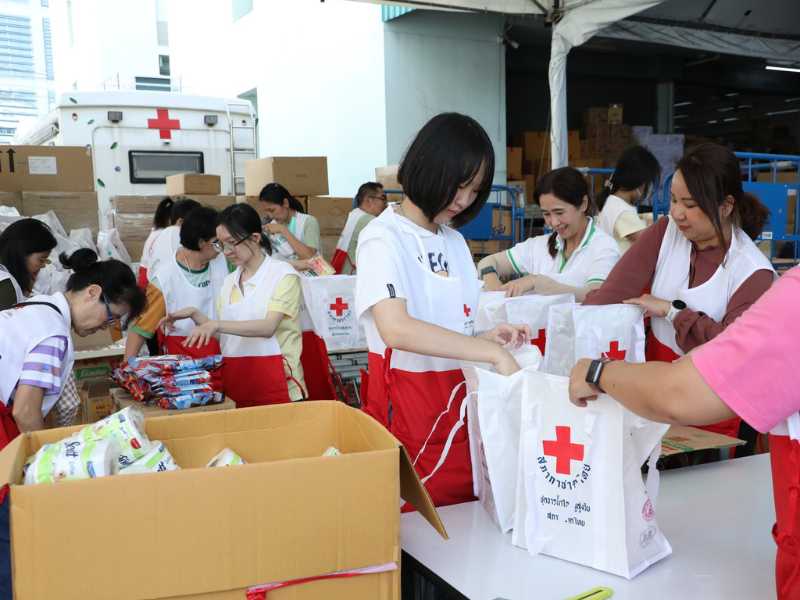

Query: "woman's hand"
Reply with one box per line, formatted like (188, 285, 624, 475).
(158, 307, 199, 334)
(264, 222, 287, 236)
(491, 346, 521, 376)
(182, 320, 219, 349)
(624, 294, 671, 318)
(480, 323, 531, 349)
(502, 274, 537, 298)
(569, 358, 599, 407)
(292, 258, 313, 272)
(481, 273, 503, 292)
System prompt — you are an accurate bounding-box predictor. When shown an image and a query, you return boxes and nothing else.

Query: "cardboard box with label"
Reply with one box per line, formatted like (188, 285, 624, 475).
(307, 196, 353, 237)
(21, 191, 99, 235)
(166, 173, 221, 196)
(245, 157, 329, 197)
(0, 401, 444, 600)
(507, 147, 523, 180)
(0, 146, 94, 193)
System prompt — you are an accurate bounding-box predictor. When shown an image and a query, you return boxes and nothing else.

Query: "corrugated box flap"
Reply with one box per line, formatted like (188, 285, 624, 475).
(398, 446, 448, 539)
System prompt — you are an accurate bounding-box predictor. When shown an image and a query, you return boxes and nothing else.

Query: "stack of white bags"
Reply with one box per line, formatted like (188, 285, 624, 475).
(461, 294, 672, 579)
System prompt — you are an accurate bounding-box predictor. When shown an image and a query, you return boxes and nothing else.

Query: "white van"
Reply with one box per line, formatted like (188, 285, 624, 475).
(13, 90, 256, 227)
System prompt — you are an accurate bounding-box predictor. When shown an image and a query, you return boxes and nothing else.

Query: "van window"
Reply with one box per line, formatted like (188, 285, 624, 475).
(128, 150, 204, 184)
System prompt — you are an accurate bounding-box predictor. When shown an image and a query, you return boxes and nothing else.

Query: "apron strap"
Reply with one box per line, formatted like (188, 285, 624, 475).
(3, 301, 62, 316)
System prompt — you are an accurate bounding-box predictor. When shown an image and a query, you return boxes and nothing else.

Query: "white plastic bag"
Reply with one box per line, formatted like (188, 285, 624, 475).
(97, 228, 132, 264)
(23, 436, 119, 485)
(512, 370, 671, 579)
(207, 448, 246, 467)
(78, 406, 152, 468)
(300, 275, 366, 351)
(33, 210, 66, 237)
(542, 304, 646, 376)
(69, 227, 98, 253)
(119, 442, 180, 475)
(0, 206, 20, 217)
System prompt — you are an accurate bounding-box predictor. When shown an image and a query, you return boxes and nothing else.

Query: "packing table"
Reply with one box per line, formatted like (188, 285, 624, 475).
(401, 453, 775, 600)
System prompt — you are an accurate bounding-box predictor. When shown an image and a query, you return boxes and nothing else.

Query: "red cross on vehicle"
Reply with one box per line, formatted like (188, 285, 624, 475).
(330, 297, 349, 317)
(463, 304, 471, 317)
(543, 425, 585, 476)
(147, 108, 181, 139)
(602, 340, 627, 361)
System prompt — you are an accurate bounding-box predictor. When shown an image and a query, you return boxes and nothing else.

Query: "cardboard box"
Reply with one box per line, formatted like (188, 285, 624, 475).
(166, 173, 221, 196)
(0, 401, 444, 600)
(21, 191, 99, 235)
(757, 170, 799, 184)
(660, 424, 744, 457)
(491, 208, 512, 236)
(180, 194, 237, 212)
(80, 379, 115, 424)
(608, 103, 624, 125)
(0, 146, 94, 193)
(524, 174, 536, 204)
(507, 147, 523, 180)
(0, 191, 22, 213)
(307, 196, 352, 237)
(506, 180, 527, 208)
(122, 239, 146, 263)
(114, 212, 152, 241)
(112, 195, 172, 214)
(467, 239, 512, 256)
(375, 165, 402, 193)
(245, 157, 329, 197)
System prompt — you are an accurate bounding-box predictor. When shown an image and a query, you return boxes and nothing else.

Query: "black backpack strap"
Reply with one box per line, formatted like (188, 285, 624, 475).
(4, 301, 63, 317)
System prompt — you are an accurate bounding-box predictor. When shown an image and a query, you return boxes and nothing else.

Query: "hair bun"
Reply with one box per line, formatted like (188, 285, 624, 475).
(59, 248, 99, 272)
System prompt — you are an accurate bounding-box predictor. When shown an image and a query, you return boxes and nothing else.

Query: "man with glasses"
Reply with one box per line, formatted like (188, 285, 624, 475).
(331, 182, 388, 274)
(124, 207, 229, 390)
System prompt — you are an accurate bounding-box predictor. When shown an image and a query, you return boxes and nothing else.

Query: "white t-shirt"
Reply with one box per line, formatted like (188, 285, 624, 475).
(506, 217, 620, 287)
(140, 227, 164, 269)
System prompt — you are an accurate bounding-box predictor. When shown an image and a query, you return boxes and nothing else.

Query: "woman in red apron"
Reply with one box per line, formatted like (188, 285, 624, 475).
(163, 204, 306, 406)
(570, 263, 799, 599)
(0, 248, 144, 599)
(584, 143, 774, 440)
(355, 113, 529, 508)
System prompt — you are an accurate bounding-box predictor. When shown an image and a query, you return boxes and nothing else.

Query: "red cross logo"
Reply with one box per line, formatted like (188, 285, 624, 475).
(329, 297, 349, 317)
(147, 108, 181, 139)
(531, 328, 546, 354)
(543, 426, 585, 476)
(602, 340, 627, 361)
(463, 304, 471, 317)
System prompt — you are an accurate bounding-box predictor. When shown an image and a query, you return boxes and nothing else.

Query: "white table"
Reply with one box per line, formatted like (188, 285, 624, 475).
(401, 454, 776, 600)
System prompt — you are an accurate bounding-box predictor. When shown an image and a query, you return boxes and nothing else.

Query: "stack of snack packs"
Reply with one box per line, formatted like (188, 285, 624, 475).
(113, 354, 223, 408)
(206, 448, 246, 467)
(24, 407, 180, 484)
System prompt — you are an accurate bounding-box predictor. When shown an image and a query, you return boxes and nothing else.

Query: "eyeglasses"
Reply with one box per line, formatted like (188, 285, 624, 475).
(101, 293, 129, 328)
(212, 237, 249, 253)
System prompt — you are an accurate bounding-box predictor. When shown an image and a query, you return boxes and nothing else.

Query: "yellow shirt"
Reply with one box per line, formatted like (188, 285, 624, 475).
(217, 274, 305, 401)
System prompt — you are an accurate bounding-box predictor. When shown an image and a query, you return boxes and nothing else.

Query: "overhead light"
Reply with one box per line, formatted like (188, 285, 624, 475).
(717, 106, 735, 112)
(766, 108, 800, 116)
(673, 114, 688, 119)
(707, 119, 718, 124)
(785, 97, 800, 103)
(766, 65, 800, 73)
(725, 92, 739, 97)
(723, 117, 738, 122)
(673, 101, 692, 107)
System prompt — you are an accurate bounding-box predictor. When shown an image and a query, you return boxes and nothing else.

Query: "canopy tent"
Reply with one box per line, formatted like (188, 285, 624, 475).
(351, 0, 800, 167)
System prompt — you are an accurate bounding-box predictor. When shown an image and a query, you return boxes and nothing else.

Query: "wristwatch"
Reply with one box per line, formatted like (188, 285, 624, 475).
(480, 266, 498, 279)
(585, 358, 608, 393)
(665, 299, 687, 324)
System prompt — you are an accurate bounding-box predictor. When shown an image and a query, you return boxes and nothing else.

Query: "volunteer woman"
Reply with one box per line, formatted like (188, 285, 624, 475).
(584, 143, 774, 439)
(0, 218, 57, 309)
(569, 266, 800, 599)
(596, 145, 661, 252)
(161, 204, 306, 406)
(145, 197, 201, 284)
(478, 167, 620, 301)
(258, 183, 321, 270)
(356, 112, 530, 508)
(138, 196, 175, 288)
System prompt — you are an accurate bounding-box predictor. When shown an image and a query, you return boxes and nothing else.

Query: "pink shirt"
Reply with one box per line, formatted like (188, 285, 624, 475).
(691, 267, 800, 433)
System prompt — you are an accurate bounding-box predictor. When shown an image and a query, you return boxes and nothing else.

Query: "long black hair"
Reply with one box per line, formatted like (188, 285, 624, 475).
(0, 218, 57, 295)
(534, 167, 593, 258)
(218, 204, 272, 255)
(60, 249, 146, 324)
(597, 145, 661, 211)
(398, 112, 495, 228)
(259, 183, 306, 214)
(152, 196, 174, 229)
(170, 198, 202, 223)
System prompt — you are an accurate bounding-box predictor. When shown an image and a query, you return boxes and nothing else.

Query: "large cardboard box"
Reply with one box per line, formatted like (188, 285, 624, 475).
(245, 157, 329, 197)
(80, 379, 115, 424)
(757, 170, 799, 184)
(307, 196, 352, 237)
(467, 239, 512, 256)
(166, 173, 221, 196)
(375, 165, 402, 196)
(0, 401, 444, 600)
(112, 195, 168, 214)
(21, 191, 99, 235)
(0, 146, 94, 193)
(0, 191, 22, 213)
(507, 147, 523, 180)
(491, 208, 512, 236)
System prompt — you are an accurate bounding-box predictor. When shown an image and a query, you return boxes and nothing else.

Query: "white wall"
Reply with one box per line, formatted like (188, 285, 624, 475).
(168, 0, 387, 197)
(384, 10, 507, 183)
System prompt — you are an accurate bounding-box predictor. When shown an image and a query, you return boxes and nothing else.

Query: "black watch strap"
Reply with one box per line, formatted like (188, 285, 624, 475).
(585, 359, 607, 392)
(480, 266, 498, 278)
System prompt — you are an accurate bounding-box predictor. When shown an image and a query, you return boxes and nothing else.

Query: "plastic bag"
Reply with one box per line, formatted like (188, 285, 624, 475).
(207, 448, 246, 467)
(97, 228, 132, 264)
(78, 406, 152, 468)
(119, 442, 180, 475)
(23, 436, 119, 485)
(69, 227, 98, 253)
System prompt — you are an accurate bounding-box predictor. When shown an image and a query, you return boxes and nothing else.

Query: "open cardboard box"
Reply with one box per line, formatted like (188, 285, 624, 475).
(0, 401, 445, 599)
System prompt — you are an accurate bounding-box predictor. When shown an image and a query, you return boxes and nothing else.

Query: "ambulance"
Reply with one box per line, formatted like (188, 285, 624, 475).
(12, 90, 257, 227)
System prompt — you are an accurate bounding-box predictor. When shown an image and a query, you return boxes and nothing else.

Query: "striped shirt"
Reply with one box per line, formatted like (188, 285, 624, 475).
(17, 335, 68, 403)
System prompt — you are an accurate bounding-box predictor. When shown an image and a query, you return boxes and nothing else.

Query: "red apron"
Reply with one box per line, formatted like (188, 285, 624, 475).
(645, 330, 741, 439)
(0, 404, 20, 504)
(330, 248, 351, 275)
(769, 433, 800, 599)
(300, 331, 336, 401)
(366, 349, 474, 509)
(222, 355, 291, 407)
(137, 265, 149, 290)
(159, 333, 223, 392)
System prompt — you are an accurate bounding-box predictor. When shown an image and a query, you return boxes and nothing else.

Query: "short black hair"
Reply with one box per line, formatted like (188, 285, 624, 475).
(259, 183, 306, 213)
(0, 218, 57, 295)
(398, 112, 495, 228)
(60, 249, 146, 325)
(180, 206, 219, 251)
(153, 196, 174, 229)
(218, 203, 272, 255)
(597, 145, 661, 210)
(170, 198, 202, 223)
(356, 182, 384, 207)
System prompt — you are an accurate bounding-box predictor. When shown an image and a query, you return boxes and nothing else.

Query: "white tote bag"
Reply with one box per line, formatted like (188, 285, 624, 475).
(512, 370, 671, 579)
(463, 347, 542, 533)
(542, 304, 646, 376)
(300, 275, 366, 351)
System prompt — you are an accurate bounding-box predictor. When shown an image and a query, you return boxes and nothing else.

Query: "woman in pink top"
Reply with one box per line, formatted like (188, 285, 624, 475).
(569, 267, 800, 600)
